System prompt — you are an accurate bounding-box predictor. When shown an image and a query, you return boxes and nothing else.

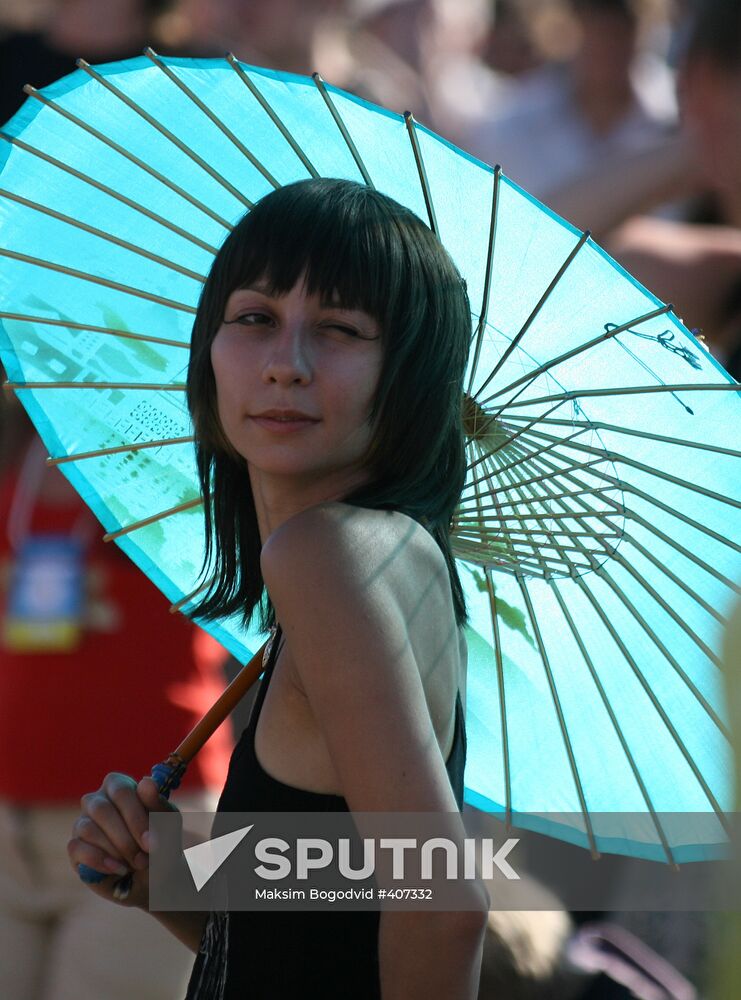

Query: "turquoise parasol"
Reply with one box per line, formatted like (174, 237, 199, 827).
(0, 52, 739, 865)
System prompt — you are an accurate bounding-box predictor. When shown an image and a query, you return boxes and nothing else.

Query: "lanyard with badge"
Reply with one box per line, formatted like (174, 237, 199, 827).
(2, 438, 96, 653)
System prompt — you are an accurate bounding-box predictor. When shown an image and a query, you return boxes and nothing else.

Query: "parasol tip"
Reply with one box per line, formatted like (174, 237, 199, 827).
(22, 84, 37, 96)
(76, 58, 89, 69)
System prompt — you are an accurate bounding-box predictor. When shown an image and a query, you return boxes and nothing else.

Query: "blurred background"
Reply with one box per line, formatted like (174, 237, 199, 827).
(0, 1, 739, 998)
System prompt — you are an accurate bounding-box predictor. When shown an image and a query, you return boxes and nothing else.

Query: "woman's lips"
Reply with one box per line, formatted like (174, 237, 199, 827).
(250, 416, 320, 433)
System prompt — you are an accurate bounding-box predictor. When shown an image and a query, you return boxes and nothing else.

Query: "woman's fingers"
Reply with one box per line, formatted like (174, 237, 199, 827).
(136, 774, 176, 813)
(67, 834, 149, 909)
(67, 833, 127, 878)
(70, 814, 129, 870)
(79, 772, 150, 868)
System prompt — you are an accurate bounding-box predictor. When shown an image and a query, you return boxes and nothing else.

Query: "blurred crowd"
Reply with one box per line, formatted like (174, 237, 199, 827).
(0, 1, 739, 998)
(1, 0, 740, 377)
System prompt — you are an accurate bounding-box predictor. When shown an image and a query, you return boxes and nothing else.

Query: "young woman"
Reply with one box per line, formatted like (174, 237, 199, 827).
(68, 178, 489, 998)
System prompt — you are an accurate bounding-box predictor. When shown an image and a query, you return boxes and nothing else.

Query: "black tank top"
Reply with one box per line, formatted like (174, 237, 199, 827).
(185, 626, 467, 1000)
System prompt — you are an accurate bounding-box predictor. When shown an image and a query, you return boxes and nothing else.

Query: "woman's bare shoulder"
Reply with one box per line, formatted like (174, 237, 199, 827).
(259, 501, 462, 813)
(261, 501, 441, 582)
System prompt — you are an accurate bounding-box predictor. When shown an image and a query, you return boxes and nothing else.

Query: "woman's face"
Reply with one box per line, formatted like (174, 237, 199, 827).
(210, 273, 384, 491)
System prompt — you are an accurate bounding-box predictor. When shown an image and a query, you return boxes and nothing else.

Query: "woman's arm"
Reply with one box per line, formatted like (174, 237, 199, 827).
(379, 907, 488, 1000)
(545, 133, 695, 239)
(261, 503, 489, 998)
(150, 912, 208, 954)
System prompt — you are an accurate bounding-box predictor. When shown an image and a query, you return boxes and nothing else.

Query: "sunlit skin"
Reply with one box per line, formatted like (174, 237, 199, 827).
(210, 274, 384, 545)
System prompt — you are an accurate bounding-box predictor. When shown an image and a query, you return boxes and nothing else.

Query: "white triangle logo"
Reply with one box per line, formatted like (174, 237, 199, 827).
(183, 825, 254, 892)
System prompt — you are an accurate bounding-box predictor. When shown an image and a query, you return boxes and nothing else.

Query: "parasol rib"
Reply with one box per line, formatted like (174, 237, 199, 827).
(467, 165, 501, 392)
(458, 524, 616, 556)
(505, 447, 731, 716)
(505, 439, 741, 588)
(76, 59, 253, 209)
(549, 581, 679, 868)
(458, 486, 619, 515)
(466, 455, 604, 494)
(0, 132, 219, 254)
(484, 567, 512, 830)
(525, 446, 741, 556)
(0, 188, 207, 283)
(467, 400, 572, 476)
(481, 303, 674, 406)
(469, 425, 588, 479)
(599, 546, 721, 667)
(586, 555, 728, 734)
(144, 49, 281, 191)
(504, 413, 741, 460)
(519, 425, 741, 511)
(575, 572, 730, 833)
(6, 381, 186, 391)
(479, 229, 591, 394)
(0, 248, 196, 314)
(517, 572, 601, 859)
(617, 531, 727, 625)
(489, 455, 577, 573)
(499, 381, 741, 410)
(454, 508, 623, 524)
(103, 496, 204, 541)
(0, 312, 188, 349)
(493, 447, 616, 573)
(403, 112, 437, 235)
(21, 85, 233, 231)
(47, 436, 195, 466)
(312, 74, 374, 188)
(169, 576, 215, 613)
(508, 430, 737, 610)
(610, 475, 741, 554)
(618, 505, 740, 593)
(226, 55, 319, 178)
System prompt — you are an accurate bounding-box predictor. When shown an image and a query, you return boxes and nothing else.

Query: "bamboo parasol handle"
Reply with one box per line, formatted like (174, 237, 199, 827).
(157, 637, 271, 788)
(78, 636, 271, 886)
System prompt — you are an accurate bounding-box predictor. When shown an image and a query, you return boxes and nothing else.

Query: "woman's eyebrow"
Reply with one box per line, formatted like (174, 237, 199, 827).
(233, 281, 273, 296)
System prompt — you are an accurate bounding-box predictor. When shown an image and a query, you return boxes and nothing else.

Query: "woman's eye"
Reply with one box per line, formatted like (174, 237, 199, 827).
(323, 323, 360, 338)
(231, 312, 272, 327)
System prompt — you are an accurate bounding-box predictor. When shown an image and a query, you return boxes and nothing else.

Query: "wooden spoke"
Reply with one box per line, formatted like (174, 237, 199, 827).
(103, 495, 203, 541)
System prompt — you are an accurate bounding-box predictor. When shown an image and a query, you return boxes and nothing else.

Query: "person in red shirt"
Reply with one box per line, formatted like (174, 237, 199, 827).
(0, 399, 233, 1000)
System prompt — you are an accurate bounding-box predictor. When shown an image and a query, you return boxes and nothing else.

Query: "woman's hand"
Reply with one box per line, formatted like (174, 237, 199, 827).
(67, 772, 179, 910)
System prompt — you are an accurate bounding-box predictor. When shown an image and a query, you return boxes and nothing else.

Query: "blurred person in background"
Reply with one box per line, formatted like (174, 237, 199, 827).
(0, 0, 171, 125)
(155, 0, 341, 70)
(0, 398, 232, 999)
(461, 0, 677, 199)
(601, 0, 741, 377)
(323, 0, 435, 124)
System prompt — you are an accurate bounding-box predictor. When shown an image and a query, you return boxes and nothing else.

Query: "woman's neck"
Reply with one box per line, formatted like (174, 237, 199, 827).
(249, 466, 370, 546)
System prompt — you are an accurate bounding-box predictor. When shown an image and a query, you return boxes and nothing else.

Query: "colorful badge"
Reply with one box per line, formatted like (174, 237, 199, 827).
(3, 536, 84, 652)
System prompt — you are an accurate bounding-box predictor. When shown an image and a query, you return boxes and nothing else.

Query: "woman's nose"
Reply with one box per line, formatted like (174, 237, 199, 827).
(262, 323, 312, 385)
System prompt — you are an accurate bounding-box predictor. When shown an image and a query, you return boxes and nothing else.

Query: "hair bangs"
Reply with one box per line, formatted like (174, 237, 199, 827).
(224, 181, 411, 336)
